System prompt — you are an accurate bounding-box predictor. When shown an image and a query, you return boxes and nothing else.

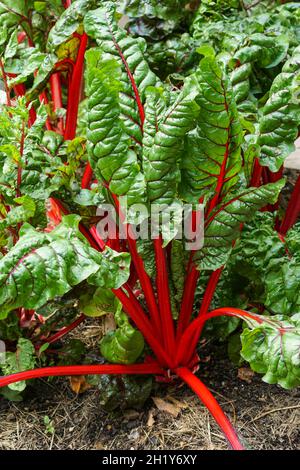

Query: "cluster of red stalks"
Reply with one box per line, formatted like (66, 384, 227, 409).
(0, 1, 299, 451)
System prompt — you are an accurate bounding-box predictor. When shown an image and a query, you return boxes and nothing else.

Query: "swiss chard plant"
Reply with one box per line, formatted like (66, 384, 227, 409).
(0, 0, 300, 450)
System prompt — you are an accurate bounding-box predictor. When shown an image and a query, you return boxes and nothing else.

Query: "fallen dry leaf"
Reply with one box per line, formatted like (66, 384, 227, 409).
(69, 375, 92, 394)
(166, 395, 188, 410)
(152, 396, 182, 417)
(238, 367, 255, 384)
(147, 410, 155, 427)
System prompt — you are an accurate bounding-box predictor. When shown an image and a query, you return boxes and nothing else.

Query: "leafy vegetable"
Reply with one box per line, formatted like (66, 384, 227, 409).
(241, 313, 300, 389)
(0, 0, 299, 452)
(0, 338, 35, 391)
(100, 307, 144, 365)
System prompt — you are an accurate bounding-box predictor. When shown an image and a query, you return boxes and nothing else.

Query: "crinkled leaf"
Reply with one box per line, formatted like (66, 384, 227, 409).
(180, 56, 243, 203)
(0, 215, 130, 319)
(1, 338, 35, 391)
(234, 33, 289, 69)
(84, 1, 158, 144)
(264, 258, 300, 315)
(0, 195, 36, 230)
(47, 0, 96, 51)
(86, 51, 146, 207)
(241, 313, 300, 389)
(195, 179, 285, 270)
(143, 78, 199, 205)
(257, 46, 300, 172)
(100, 309, 144, 365)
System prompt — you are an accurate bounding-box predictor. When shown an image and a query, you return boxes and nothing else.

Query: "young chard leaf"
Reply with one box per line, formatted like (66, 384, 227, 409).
(100, 308, 144, 365)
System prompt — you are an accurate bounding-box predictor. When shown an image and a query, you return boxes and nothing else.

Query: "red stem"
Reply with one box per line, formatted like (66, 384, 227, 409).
(176, 367, 244, 450)
(38, 314, 86, 347)
(81, 162, 93, 189)
(280, 172, 300, 235)
(50, 73, 64, 134)
(176, 263, 199, 338)
(52, 198, 170, 367)
(198, 268, 223, 317)
(176, 307, 263, 367)
(177, 138, 229, 339)
(250, 158, 262, 187)
(112, 286, 170, 368)
(64, 33, 88, 140)
(154, 237, 176, 358)
(112, 195, 162, 337)
(0, 363, 163, 389)
(206, 134, 229, 214)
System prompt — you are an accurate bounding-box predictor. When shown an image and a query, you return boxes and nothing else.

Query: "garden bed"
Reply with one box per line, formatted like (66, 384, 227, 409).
(1, 338, 299, 451)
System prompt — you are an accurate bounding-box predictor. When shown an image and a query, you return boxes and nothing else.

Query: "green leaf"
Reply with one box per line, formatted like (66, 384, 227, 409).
(0, 1, 33, 54)
(234, 34, 289, 69)
(243, 143, 260, 185)
(0, 386, 23, 401)
(257, 46, 300, 172)
(228, 333, 243, 366)
(143, 78, 199, 205)
(195, 179, 285, 270)
(241, 313, 300, 389)
(58, 339, 86, 366)
(7, 49, 56, 88)
(86, 50, 146, 207)
(0, 310, 21, 341)
(79, 287, 116, 317)
(0, 215, 130, 319)
(47, 0, 96, 51)
(95, 374, 152, 411)
(87, 246, 131, 290)
(204, 315, 240, 341)
(145, 33, 199, 80)
(136, 239, 156, 278)
(84, 1, 158, 144)
(0, 195, 36, 230)
(1, 338, 35, 391)
(180, 56, 243, 203)
(263, 258, 300, 315)
(100, 309, 144, 365)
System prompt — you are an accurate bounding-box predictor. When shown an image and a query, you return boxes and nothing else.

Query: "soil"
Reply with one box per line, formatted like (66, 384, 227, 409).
(0, 339, 299, 451)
